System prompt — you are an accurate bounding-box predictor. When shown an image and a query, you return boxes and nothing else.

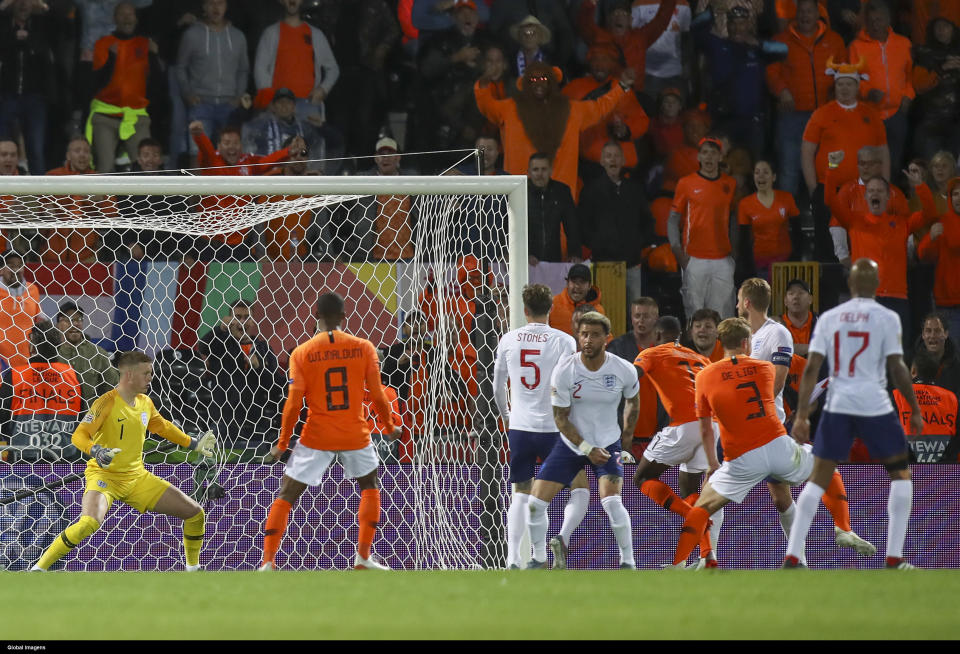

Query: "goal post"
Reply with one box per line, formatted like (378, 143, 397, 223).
(0, 173, 528, 571)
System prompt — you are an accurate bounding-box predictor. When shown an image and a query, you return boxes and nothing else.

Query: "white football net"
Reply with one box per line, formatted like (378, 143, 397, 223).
(0, 172, 525, 571)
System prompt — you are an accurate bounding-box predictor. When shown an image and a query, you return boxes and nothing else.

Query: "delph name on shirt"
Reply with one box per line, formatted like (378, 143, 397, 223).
(839, 312, 871, 323)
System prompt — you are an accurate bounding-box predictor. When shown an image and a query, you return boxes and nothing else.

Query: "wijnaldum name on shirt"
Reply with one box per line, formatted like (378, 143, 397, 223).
(307, 347, 364, 362)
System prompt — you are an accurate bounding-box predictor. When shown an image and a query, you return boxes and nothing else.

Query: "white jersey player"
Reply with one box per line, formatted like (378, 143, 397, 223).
(492, 284, 586, 570)
(785, 259, 922, 569)
(738, 278, 875, 558)
(526, 312, 640, 569)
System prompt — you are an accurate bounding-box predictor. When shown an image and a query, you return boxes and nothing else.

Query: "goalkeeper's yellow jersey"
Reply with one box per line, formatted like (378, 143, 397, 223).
(72, 390, 191, 478)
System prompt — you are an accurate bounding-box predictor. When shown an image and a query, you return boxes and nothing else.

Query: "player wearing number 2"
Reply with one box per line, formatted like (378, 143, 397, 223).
(785, 259, 922, 569)
(260, 293, 401, 571)
(526, 312, 640, 569)
(494, 284, 587, 569)
(31, 351, 215, 571)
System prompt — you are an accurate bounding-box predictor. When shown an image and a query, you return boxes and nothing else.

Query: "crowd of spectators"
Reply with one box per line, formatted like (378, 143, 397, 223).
(0, 0, 959, 459)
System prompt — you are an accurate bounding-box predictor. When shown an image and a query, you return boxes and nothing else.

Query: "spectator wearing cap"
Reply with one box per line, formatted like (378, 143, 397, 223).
(176, 0, 249, 156)
(577, 141, 654, 306)
(475, 61, 634, 202)
(254, 0, 339, 125)
(87, 1, 163, 174)
(55, 302, 118, 411)
(416, 0, 495, 149)
(576, 0, 678, 91)
(849, 0, 913, 173)
(526, 152, 580, 265)
(696, 0, 763, 38)
(242, 87, 325, 171)
(562, 42, 650, 175)
(489, 1, 575, 69)
(918, 179, 960, 348)
(549, 264, 607, 337)
(509, 15, 553, 78)
(693, 4, 786, 157)
(649, 87, 684, 160)
(779, 278, 818, 356)
(668, 135, 738, 319)
(801, 59, 888, 262)
(765, 0, 846, 198)
(0, 0, 56, 175)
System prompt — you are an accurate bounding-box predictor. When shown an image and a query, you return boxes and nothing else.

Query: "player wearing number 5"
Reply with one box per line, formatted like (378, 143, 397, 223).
(785, 259, 923, 569)
(260, 293, 401, 571)
(31, 352, 215, 571)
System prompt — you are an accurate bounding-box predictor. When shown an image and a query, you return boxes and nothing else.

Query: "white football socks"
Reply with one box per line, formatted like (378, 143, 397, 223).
(886, 479, 913, 559)
(506, 492, 530, 567)
(786, 482, 824, 560)
(558, 488, 589, 546)
(778, 502, 797, 540)
(708, 506, 724, 558)
(527, 496, 550, 562)
(601, 495, 634, 567)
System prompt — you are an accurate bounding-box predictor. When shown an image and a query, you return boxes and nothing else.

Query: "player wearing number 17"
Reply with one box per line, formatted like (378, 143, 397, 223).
(784, 259, 923, 570)
(31, 351, 215, 571)
(260, 293, 401, 571)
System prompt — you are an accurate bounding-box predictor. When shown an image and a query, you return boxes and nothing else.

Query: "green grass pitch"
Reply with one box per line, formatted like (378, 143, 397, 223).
(3, 570, 960, 640)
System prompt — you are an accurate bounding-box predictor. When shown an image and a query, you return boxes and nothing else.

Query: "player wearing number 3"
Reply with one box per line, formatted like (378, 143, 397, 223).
(32, 352, 214, 572)
(785, 259, 922, 569)
(260, 293, 401, 571)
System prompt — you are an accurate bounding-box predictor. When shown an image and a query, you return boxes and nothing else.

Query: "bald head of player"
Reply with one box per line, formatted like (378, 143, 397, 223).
(654, 316, 682, 345)
(316, 292, 346, 331)
(848, 258, 880, 299)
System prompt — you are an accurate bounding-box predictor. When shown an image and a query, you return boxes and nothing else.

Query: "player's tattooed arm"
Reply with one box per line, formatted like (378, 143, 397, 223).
(553, 406, 585, 447)
(621, 394, 639, 450)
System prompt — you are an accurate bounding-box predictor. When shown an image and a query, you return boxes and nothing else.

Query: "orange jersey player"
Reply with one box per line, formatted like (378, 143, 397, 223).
(631, 316, 721, 568)
(260, 293, 401, 572)
(669, 318, 818, 567)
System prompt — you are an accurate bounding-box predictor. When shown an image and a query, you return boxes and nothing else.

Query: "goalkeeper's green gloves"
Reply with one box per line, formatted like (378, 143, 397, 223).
(189, 430, 217, 458)
(90, 444, 122, 469)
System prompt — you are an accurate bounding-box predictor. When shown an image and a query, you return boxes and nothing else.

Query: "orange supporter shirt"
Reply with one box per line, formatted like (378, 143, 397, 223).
(278, 329, 394, 451)
(827, 181, 938, 299)
(781, 311, 815, 345)
(695, 356, 786, 461)
(273, 22, 316, 99)
(93, 34, 150, 109)
(671, 172, 736, 259)
(802, 101, 886, 185)
(260, 191, 311, 260)
(633, 342, 709, 426)
(0, 281, 41, 368)
(43, 165, 108, 263)
(372, 195, 414, 261)
(737, 191, 799, 260)
(708, 339, 725, 362)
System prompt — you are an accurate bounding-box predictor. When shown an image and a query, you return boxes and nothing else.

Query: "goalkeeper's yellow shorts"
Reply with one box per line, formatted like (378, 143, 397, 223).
(84, 467, 172, 513)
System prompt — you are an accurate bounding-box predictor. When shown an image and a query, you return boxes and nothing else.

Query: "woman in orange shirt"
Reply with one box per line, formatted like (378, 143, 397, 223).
(737, 160, 801, 280)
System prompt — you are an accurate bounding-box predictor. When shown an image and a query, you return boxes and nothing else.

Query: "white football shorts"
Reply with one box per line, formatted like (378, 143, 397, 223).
(642, 420, 711, 473)
(285, 443, 380, 485)
(709, 435, 814, 503)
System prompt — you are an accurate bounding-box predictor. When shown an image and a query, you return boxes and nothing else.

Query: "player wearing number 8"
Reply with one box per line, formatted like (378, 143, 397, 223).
(260, 293, 401, 571)
(785, 259, 923, 569)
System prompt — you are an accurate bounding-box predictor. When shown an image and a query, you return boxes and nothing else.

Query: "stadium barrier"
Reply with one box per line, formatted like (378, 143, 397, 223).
(3, 462, 957, 571)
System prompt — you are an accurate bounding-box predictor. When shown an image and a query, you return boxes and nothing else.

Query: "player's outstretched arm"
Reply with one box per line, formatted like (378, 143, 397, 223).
(792, 352, 824, 444)
(888, 354, 923, 437)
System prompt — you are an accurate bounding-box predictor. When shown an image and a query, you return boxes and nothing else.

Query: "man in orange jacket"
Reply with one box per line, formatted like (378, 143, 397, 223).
(850, 0, 915, 173)
(766, 0, 846, 197)
(549, 264, 607, 337)
(918, 177, 960, 347)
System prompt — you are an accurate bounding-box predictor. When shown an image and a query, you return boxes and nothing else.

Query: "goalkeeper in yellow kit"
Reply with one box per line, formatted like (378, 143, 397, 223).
(31, 352, 216, 571)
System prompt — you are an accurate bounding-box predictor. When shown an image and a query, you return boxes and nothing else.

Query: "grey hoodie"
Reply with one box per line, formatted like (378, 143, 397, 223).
(176, 21, 249, 101)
